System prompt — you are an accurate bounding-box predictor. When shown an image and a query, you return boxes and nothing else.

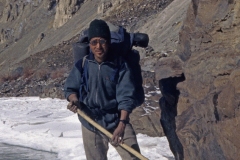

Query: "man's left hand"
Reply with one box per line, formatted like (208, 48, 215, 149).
(111, 122, 126, 146)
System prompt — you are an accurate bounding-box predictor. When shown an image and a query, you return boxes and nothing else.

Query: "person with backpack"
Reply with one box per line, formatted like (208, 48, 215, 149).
(64, 19, 141, 160)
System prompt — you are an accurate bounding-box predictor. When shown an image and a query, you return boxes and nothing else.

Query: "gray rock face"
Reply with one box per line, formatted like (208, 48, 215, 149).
(156, 0, 240, 159)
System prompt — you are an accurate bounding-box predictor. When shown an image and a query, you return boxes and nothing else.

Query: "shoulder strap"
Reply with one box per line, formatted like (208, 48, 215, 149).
(79, 55, 89, 102)
(82, 55, 88, 68)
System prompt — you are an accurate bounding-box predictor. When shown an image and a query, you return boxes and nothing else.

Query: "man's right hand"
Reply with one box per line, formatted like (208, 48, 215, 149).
(67, 94, 81, 113)
(67, 101, 80, 113)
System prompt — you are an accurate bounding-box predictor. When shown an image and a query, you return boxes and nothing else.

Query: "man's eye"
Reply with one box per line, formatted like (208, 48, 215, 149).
(90, 39, 107, 46)
(99, 39, 106, 45)
(90, 40, 98, 45)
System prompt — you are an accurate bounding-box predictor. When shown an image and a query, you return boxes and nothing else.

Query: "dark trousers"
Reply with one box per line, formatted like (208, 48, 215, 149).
(82, 123, 141, 160)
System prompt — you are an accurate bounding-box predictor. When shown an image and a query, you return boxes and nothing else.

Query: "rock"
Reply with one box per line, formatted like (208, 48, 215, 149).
(28, 32, 45, 51)
(98, 0, 112, 14)
(46, 0, 57, 10)
(157, 0, 240, 159)
(155, 56, 183, 80)
(41, 85, 64, 99)
(140, 57, 158, 72)
(53, 0, 84, 29)
(11, 66, 23, 78)
(130, 105, 164, 137)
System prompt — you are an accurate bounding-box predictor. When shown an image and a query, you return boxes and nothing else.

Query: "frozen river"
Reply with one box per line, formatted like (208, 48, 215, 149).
(0, 97, 174, 160)
(0, 143, 57, 160)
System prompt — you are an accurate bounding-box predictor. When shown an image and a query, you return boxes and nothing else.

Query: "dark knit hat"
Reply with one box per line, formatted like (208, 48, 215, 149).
(88, 19, 111, 42)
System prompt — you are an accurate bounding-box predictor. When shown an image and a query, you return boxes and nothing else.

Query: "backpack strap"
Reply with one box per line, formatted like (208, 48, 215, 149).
(82, 55, 88, 68)
(78, 55, 89, 102)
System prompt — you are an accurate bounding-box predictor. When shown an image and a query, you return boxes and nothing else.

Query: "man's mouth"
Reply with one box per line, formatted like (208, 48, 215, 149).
(96, 50, 103, 54)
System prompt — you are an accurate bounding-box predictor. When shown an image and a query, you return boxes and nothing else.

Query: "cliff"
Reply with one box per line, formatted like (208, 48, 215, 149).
(156, 0, 240, 159)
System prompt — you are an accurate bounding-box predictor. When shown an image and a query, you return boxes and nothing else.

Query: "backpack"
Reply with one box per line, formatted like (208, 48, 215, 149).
(72, 22, 149, 107)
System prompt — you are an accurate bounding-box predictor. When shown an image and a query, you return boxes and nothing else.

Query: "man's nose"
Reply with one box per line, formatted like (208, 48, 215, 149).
(96, 42, 101, 48)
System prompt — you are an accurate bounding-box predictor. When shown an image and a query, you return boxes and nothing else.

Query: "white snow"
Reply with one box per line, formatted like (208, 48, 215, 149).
(0, 97, 174, 160)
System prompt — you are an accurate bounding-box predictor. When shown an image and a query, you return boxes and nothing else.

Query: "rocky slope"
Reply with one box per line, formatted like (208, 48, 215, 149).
(0, 0, 190, 138)
(0, 0, 98, 72)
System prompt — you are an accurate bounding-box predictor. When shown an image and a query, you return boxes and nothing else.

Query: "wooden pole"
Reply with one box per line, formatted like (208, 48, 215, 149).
(77, 109, 149, 160)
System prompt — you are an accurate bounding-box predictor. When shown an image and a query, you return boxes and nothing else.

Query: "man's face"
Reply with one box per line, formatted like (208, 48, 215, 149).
(89, 37, 109, 63)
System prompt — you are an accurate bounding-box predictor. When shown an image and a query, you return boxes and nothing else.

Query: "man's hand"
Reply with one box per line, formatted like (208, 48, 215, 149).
(111, 121, 126, 146)
(67, 94, 81, 113)
(67, 101, 80, 113)
(110, 110, 129, 146)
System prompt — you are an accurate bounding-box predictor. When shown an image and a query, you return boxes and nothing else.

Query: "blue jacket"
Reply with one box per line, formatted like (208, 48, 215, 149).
(64, 52, 137, 131)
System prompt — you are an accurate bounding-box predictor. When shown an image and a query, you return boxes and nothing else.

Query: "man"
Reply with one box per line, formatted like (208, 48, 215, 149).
(64, 19, 141, 160)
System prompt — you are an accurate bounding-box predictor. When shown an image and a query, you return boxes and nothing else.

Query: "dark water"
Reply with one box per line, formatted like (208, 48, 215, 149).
(0, 143, 57, 160)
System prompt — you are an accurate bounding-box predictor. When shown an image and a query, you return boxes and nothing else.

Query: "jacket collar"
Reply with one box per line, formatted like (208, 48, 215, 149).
(88, 51, 95, 60)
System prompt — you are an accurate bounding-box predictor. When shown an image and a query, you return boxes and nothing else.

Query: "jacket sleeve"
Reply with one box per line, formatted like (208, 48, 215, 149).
(116, 62, 137, 113)
(64, 65, 81, 101)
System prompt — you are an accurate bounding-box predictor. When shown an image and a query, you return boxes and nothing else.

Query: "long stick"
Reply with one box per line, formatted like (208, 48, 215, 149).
(77, 109, 149, 160)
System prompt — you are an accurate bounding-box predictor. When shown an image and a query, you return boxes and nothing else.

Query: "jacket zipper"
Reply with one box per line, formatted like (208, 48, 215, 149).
(95, 64, 101, 105)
